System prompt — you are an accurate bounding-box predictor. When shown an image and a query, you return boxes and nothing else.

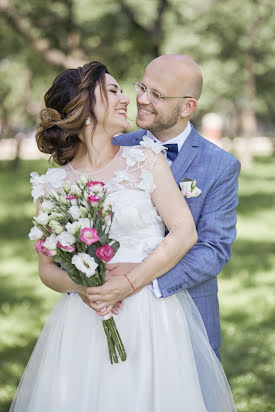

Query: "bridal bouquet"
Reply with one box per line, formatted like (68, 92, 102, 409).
(28, 174, 126, 364)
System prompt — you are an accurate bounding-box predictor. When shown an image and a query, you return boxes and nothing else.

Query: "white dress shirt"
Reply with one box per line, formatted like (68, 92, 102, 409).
(147, 121, 192, 297)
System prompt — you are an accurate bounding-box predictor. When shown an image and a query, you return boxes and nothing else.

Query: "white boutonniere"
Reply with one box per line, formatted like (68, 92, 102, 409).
(179, 178, 202, 198)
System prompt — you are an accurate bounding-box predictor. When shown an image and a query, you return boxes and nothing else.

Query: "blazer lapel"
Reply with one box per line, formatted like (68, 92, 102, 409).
(170, 126, 200, 183)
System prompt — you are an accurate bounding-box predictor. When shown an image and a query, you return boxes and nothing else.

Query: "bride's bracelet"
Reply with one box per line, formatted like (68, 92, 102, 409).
(124, 274, 135, 291)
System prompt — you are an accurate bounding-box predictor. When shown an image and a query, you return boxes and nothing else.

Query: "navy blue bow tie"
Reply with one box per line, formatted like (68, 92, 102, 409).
(163, 143, 178, 161)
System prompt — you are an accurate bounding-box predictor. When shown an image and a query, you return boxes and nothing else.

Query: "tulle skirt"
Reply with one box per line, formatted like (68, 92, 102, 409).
(10, 287, 237, 411)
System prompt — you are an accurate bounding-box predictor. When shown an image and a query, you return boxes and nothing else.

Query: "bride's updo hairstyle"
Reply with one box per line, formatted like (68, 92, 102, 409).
(36, 61, 109, 165)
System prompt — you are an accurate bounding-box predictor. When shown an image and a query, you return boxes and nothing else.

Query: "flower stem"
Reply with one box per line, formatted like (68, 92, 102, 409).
(103, 317, 127, 363)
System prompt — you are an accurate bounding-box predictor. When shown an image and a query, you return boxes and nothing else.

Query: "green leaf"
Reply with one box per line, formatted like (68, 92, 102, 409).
(111, 241, 120, 256)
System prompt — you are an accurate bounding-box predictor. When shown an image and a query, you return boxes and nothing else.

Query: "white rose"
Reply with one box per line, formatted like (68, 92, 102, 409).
(80, 205, 88, 217)
(49, 212, 63, 220)
(49, 189, 59, 201)
(65, 221, 81, 235)
(41, 200, 55, 213)
(62, 181, 71, 194)
(72, 253, 98, 277)
(102, 203, 111, 214)
(56, 231, 76, 247)
(35, 211, 49, 225)
(28, 226, 43, 240)
(78, 218, 93, 229)
(44, 233, 58, 250)
(80, 174, 89, 185)
(179, 181, 192, 193)
(191, 187, 202, 197)
(70, 185, 82, 197)
(90, 184, 105, 193)
(69, 205, 81, 220)
(49, 220, 64, 234)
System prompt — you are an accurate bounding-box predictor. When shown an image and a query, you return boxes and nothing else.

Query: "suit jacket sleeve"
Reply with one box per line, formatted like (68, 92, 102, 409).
(157, 156, 241, 297)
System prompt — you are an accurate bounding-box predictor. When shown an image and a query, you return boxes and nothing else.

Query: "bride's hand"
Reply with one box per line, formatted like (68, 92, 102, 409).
(85, 275, 133, 314)
(78, 285, 122, 316)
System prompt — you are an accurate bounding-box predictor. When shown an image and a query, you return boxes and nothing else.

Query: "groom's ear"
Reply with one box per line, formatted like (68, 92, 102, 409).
(180, 98, 198, 118)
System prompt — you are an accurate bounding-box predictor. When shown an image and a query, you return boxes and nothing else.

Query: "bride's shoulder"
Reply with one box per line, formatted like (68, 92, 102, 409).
(30, 166, 67, 203)
(121, 135, 167, 166)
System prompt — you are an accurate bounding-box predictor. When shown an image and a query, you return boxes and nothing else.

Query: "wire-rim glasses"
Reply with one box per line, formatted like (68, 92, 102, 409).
(134, 82, 194, 102)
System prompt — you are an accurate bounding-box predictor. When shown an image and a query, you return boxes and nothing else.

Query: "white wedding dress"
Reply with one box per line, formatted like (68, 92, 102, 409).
(10, 140, 237, 411)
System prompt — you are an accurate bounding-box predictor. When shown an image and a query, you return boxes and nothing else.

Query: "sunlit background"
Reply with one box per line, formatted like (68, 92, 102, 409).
(0, 1, 274, 411)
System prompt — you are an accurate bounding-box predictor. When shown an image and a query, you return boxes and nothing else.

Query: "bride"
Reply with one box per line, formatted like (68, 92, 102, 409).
(10, 61, 237, 411)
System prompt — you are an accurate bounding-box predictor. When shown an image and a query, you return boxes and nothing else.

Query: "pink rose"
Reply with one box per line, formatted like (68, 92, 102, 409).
(57, 241, 76, 253)
(41, 246, 56, 256)
(35, 239, 44, 252)
(95, 244, 114, 262)
(35, 239, 56, 256)
(66, 194, 77, 200)
(105, 213, 112, 222)
(80, 228, 99, 245)
(88, 194, 101, 206)
(87, 181, 105, 191)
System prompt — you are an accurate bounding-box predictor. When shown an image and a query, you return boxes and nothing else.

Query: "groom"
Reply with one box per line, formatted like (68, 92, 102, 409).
(110, 54, 240, 360)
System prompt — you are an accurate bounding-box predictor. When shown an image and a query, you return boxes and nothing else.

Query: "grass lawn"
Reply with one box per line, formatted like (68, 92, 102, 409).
(0, 156, 274, 412)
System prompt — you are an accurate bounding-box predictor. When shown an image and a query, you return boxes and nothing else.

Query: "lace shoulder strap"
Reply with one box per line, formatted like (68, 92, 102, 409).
(30, 167, 67, 203)
(117, 136, 167, 194)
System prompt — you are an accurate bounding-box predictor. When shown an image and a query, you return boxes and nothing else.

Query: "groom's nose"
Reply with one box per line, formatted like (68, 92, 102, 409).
(137, 89, 151, 105)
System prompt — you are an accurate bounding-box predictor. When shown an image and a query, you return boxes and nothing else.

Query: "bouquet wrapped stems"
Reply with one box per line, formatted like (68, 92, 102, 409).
(103, 317, 126, 363)
(82, 268, 126, 364)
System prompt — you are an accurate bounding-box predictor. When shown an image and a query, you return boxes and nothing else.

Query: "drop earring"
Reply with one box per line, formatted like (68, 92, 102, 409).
(85, 117, 91, 126)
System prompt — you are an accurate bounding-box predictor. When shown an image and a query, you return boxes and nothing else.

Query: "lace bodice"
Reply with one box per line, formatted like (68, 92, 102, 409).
(30, 138, 167, 262)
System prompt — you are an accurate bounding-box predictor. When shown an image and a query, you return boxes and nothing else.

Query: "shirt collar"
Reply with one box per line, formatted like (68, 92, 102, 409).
(146, 121, 191, 152)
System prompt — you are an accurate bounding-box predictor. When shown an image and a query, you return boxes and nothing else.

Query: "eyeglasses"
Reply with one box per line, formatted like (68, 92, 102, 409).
(134, 82, 194, 102)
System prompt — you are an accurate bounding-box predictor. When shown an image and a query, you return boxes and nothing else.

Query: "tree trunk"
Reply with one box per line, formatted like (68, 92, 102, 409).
(240, 53, 257, 137)
(238, 53, 257, 168)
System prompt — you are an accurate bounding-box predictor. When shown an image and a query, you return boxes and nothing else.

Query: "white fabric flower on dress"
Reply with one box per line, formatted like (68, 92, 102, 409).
(45, 168, 67, 188)
(122, 147, 146, 167)
(113, 170, 131, 184)
(31, 186, 45, 203)
(139, 135, 168, 154)
(30, 172, 46, 202)
(72, 253, 98, 277)
(30, 168, 66, 203)
(137, 169, 156, 193)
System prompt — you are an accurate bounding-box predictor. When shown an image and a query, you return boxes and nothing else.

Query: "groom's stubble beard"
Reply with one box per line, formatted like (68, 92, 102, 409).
(137, 100, 183, 134)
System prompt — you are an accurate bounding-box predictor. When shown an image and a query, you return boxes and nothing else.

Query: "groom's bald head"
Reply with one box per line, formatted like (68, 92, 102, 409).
(145, 54, 203, 100)
(136, 54, 203, 140)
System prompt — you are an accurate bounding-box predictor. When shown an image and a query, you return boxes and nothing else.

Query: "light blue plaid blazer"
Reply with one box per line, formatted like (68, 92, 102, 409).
(115, 124, 241, 359)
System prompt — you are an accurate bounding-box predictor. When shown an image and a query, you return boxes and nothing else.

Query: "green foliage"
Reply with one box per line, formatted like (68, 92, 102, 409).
(0, 156, 274, 410)
(1, 0, 275, 137)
